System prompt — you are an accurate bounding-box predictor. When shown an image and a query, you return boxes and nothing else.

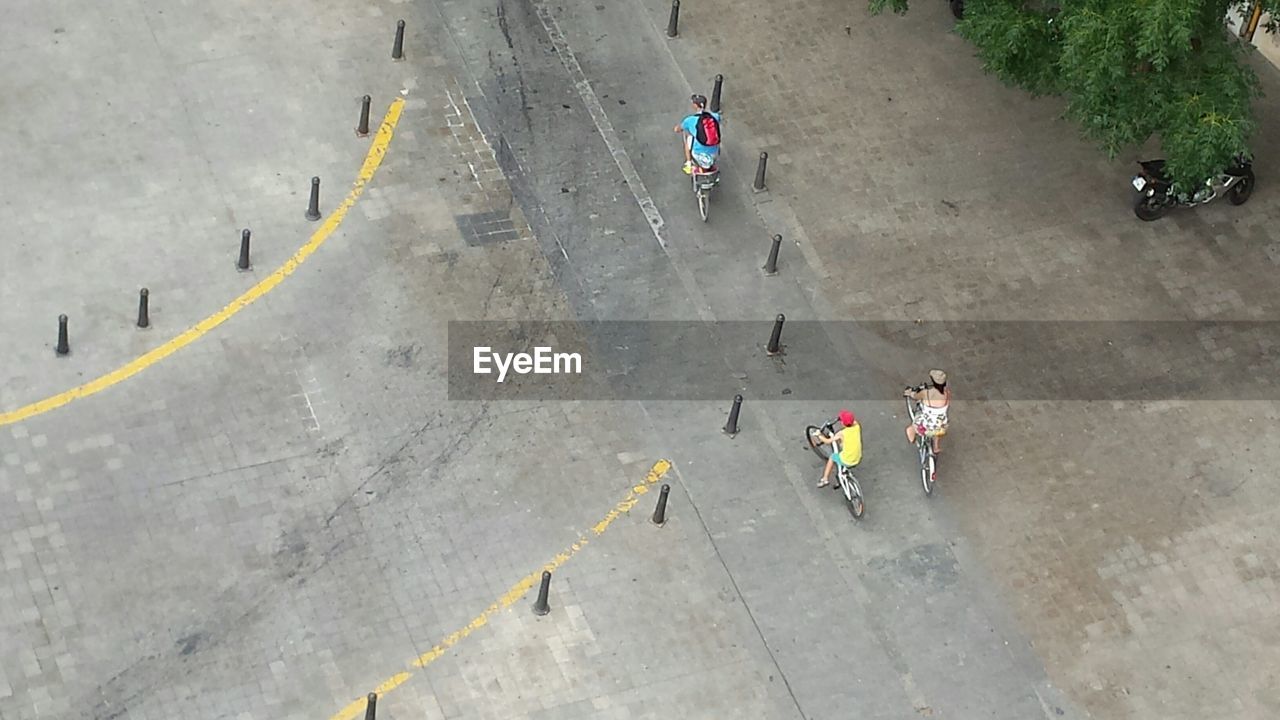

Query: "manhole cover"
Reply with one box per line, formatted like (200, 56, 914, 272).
(455, 210, 519, 246)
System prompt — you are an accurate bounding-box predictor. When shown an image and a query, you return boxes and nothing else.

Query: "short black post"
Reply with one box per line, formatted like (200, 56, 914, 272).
(392, 20, 406, 60)
(306, 177, 321, 221)
(766, 313, 785, 355)
(651, 483, 671, 526)
(723, 394, 743, 435)
(753, 151, 769, 192)
(237, 229, 252, 270)
(666, 0, 680, 37)
(533, 571, 552, 616)
(763, 234, 782, 276)
(710, 74, 723, 113)
(136, 288, 150, 329)
(56, 314, 69, 356)
(364, 692, 377, 720)
(356, 95, 372, 137)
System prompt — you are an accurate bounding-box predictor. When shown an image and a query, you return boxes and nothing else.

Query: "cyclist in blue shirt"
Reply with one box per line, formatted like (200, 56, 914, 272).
(673, 94, 722, 175)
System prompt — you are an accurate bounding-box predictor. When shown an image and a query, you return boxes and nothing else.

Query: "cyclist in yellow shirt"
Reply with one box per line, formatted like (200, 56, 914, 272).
(817, 409, 862, 488)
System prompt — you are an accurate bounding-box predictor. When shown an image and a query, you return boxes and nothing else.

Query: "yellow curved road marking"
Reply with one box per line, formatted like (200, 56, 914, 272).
(0, 99, 406, 428)
(329, 459, 674, 720)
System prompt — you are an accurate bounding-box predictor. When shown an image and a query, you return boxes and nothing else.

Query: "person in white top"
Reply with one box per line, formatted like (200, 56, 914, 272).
(904, 369, 950, 454)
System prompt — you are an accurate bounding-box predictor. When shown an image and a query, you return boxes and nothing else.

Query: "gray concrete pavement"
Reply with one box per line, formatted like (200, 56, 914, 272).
(3, 0, 1277, 719)
(432, 0, 1078, 716)
(0, 0, 414, 408)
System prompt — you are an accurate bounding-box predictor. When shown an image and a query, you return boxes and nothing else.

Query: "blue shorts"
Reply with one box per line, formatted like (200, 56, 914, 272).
(832, 451, 857, 468)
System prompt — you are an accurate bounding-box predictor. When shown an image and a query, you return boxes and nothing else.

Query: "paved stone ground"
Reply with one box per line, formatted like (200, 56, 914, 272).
(647, 0, 1280, 717)
(0, 0, 432, 408)
(3, 0, 1278, 719)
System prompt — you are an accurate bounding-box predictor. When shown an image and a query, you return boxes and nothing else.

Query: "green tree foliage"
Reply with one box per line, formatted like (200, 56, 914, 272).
(870, 0, 1280, 190)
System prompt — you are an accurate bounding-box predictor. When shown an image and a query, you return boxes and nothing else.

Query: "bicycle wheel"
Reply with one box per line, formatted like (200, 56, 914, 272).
(806, 425, 832, 462)
(919, 442, 935, 496)
(842, 472, 865, 519)
(697, 189, 709, 222)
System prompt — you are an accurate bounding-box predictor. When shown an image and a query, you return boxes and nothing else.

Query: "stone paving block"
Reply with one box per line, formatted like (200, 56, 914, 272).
(6, 0, 1280, 719)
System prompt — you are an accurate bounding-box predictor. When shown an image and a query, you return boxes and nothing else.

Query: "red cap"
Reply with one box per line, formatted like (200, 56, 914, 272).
(838, 409, 856, 426)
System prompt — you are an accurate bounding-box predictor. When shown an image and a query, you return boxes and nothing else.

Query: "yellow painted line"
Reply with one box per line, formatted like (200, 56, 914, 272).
(0, 99, 406, 429)
(330, 673, 413, 719)
(328, 459, 673, 720)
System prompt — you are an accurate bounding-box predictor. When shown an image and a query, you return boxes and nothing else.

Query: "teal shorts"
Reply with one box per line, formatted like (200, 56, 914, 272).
(832, 451, 858, 468)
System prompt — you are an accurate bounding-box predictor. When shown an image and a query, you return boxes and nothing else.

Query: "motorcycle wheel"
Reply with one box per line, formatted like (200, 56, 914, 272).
(950, 0, 964, 19)
(1229, 168, 1256, 206)
(1134, 195, 1169, 222)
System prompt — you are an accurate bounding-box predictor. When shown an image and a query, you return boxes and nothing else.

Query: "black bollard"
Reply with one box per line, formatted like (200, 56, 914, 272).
(137, 288, 150, 329)
(306, 177, 321, 221)
(753, 151, 769, 192)
(723, 394, 743, 435)
(237, 229, 252, 271)
(392, 19, 406, 60)
(766, 313, 785, 355)
(56, 315, 69, 356)
(666, 0, 680, 37)
(651, 483, 671, 526)
(533, 571, 552, 616)
(364, 692, 377, 720)
(763, 234, 782, 276)
(710, 74, 723, 113)
(356, 95, 372, 137)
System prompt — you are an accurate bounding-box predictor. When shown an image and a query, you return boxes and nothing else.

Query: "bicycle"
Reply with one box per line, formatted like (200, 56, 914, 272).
(805, 419, 865, 519)
(904, 386, 941, 496)
(691, 162, 720, 222)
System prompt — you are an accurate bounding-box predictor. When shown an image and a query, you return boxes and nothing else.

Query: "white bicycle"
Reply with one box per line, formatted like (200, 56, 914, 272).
(905, 386, 941, 496)
(805, 419, 865, 519)
(691, 162, 720, 222)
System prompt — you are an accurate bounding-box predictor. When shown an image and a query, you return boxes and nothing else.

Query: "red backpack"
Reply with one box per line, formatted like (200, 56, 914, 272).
(694, 112, 720, 147)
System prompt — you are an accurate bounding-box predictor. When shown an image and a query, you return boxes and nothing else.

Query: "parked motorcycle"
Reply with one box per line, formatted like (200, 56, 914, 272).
(1131, 157, 1255, 221)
